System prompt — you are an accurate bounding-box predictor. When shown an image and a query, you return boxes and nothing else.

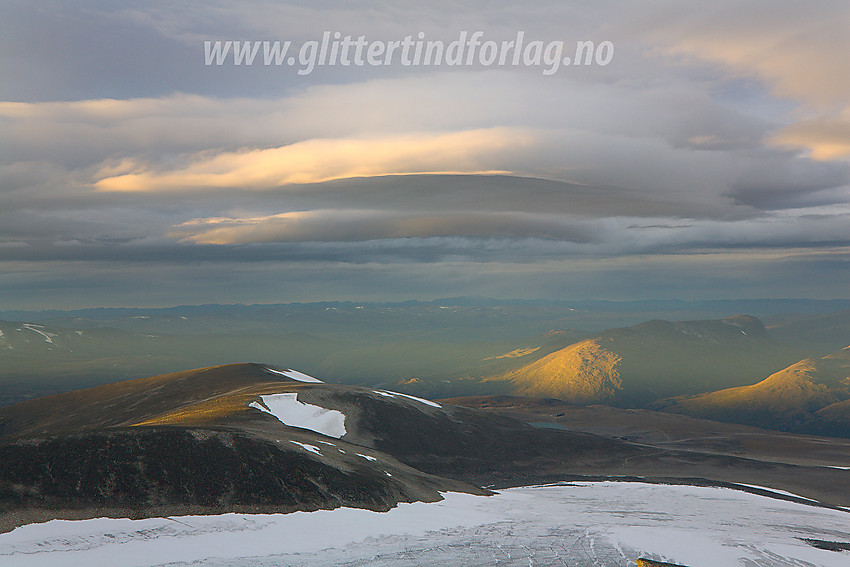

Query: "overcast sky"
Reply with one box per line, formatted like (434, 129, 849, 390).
(1, 0, 849, 309)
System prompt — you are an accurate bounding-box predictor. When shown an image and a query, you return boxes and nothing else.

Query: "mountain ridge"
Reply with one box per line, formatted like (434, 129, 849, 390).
(656, 347, 850, 434)
(486, 315, 803, 406)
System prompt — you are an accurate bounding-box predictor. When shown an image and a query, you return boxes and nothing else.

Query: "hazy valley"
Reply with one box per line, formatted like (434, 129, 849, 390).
(4, 299, 850, 435)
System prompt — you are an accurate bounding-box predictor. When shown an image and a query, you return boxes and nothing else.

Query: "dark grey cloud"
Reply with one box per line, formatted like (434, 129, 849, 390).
(727, 152, 850, 208)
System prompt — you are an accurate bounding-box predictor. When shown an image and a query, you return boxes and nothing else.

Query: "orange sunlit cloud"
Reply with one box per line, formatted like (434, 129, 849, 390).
(646, 21, 850, 110)
(770, 116, 850, 160)
(94, 129, 533, 192)
(643, 15, 850, 162)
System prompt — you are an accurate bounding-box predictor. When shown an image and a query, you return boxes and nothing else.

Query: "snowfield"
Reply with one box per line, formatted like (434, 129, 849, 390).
(249, 393, 346, 438)
(1, 482, 848, 566)
(21, 324, 56, 344)
(263, 368, 323, 383)
(288, 441, 322, 455)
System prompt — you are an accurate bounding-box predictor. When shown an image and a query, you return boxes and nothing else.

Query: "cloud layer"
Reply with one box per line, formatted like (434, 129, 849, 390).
(1, 1, 849, 307)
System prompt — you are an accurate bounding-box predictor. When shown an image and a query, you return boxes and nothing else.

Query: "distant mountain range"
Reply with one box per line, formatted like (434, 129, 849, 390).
(6, 298, 850, 324)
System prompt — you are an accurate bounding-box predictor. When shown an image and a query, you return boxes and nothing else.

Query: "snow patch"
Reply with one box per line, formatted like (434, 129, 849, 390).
(289, 441, 322, 456)
(22, 324, 56, 344)
(826, 465, 850, 470)
(250, 393, 346, 438)
(356, 454, 377, 462)
(265, 367, 324, 383)
(373, 390, 441, 408)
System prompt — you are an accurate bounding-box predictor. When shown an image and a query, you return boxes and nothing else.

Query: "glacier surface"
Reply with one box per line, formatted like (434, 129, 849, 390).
(1, 482, 849, 566)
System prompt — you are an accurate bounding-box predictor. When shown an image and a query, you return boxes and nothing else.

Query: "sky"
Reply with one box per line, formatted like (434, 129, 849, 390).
(1, 0, 849, 309)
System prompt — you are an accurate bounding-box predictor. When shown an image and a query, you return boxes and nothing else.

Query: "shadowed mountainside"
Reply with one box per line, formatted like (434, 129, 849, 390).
(764, 309, 850, 354)
(0, 363, 638, 531)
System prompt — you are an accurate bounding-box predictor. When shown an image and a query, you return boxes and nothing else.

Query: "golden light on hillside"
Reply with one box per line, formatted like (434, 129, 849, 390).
(501, 339, 623, 403)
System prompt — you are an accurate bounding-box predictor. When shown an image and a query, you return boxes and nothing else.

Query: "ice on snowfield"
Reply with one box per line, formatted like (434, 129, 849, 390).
(249, 393, 346, 438)
(734, 483, 820, 502)
(373, 389, 442, 408)
(2, 482, 849, 567)
(264, 367, 323, 383)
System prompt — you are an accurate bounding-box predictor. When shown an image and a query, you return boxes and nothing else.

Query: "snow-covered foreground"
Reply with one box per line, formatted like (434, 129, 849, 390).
(2, 482, 849, 567)
(249, 393, 346, 438)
